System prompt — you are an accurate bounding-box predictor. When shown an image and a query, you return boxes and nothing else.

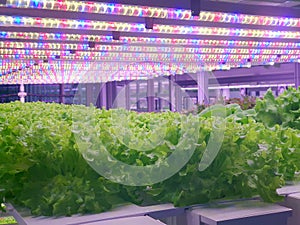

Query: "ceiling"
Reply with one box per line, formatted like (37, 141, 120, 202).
(0, 0, 299, 84)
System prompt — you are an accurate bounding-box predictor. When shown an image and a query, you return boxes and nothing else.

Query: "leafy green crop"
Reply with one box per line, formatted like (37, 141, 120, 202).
(255, 87, 300, 129)
(0, 100, 299, 216)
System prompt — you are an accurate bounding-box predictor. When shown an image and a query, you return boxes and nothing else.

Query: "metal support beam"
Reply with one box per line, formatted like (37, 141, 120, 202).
(175, 82, 182, 112)
(59, 84, 64, 104)
(125, 81, 130, 110)
(157, 79, 162, 111)
(295, 63, 300, 89)
(197, 71, 208, 105)
(169, 75, 176, 111)
(136, 81, 140, 110)
(96, 83, 106, 109)
(147, 78, 155, 112)
(106, 81, 117, 109)
(86, 83, 94, 106)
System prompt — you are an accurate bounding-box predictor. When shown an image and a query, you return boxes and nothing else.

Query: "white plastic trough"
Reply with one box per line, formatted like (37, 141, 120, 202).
(278, 183, 300, 225)
(186, 199, 292, 225)
(6, 185, 300, 225)
(23, 203, 180, 225)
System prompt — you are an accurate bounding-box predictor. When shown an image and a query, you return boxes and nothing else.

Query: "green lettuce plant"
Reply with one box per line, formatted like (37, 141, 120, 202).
(0, 99, 299, 216)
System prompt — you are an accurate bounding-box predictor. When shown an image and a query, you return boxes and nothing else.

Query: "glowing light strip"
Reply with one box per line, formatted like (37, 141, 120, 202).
(0, 52, 297, 62)
(3, 0, 300, 28)
(1, 31, 300, 48)
(1, 16, 300, 39)
(0, 56, 291, 70)
(1, 42, 300, 55)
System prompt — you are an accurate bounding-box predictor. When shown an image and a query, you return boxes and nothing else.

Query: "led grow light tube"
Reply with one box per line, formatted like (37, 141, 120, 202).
(0, 51, 297, 62)
(1, 41, 300, 55)
(1, 16, 300, 39)
(1, 31, 300, 49)
(3, 0, 300, 28)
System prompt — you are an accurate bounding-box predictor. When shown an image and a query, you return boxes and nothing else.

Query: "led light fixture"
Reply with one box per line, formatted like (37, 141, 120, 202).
(1, 31, 299, 48)
(4, 0, 300, 28)
(1, 16, 299, 39)
(1, 42, 300, 55)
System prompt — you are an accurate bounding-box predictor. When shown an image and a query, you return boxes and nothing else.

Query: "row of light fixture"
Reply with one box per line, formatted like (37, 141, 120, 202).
(0, 0, 299, 84)
(2, 0, 300, 28)
(0, 42, 300, 55)
(0, 52, 296, 61)
(0, 58, 292, 76)
(1, 16, 300, 39)
(1, 31, 299, 48)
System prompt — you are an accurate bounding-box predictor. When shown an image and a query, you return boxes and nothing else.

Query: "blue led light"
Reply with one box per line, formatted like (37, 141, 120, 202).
(83, 44, 89, 50)
(25, 49, 29, 54)
(275, 31, 281, 38)
(234, 14, 239, 23)
(32, 0, 40, 8)
(55, 33, 61, 39)
(107, 3, 115, 13)
(78, 20, 85, 28)
(138, 8, 143, 17)
(137, 24, 144, 31)
(0, 32, 7, 37)
(235, 29, 240, 35)
(191, 39, 198, 44)
(14, 17, 22, 25)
